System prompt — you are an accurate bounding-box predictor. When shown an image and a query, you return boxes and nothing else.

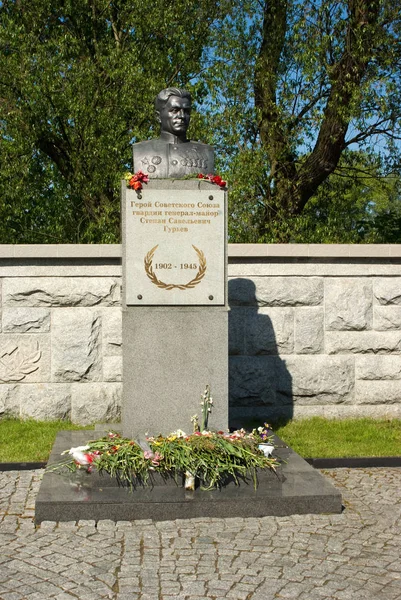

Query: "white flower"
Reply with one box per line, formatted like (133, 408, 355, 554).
(66, 446, 93, 465)
(258, 444, 274, 457)
(61, 445, 89, 456)
(171, 429, 187, 438)
(61, 446, 94, 466)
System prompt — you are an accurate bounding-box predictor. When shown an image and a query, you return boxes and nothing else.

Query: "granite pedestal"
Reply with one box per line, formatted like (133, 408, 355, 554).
(122, 180, 228, 438)
(35, 431, 342, 523)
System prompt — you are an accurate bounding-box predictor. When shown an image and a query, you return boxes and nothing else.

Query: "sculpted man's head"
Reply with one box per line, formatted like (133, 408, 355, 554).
(132, 87, 214, 177)
(155, 88, 191, 141)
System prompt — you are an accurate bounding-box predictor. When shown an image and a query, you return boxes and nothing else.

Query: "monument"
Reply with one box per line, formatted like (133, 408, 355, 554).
(122, 87, 228, 437)
(35, 88, 342, 523)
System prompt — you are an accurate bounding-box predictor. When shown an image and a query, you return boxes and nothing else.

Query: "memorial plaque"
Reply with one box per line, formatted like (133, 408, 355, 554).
(124, 183, 226, 305)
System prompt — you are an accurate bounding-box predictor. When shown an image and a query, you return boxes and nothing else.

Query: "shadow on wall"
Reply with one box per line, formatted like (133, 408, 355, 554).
(228, 278, 293, 428)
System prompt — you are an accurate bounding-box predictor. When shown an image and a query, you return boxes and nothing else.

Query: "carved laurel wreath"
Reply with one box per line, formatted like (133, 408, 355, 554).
(144, 245, 207, 291)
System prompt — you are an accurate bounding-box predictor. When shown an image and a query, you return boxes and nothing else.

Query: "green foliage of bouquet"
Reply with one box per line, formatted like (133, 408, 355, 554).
(50, 424, 278, 490)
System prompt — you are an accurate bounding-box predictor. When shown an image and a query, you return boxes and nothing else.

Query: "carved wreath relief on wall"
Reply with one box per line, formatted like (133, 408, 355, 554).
(0, 341, 41, 382)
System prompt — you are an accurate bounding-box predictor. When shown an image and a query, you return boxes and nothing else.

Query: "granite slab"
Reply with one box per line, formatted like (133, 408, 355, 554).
(35, 431, 342, 523)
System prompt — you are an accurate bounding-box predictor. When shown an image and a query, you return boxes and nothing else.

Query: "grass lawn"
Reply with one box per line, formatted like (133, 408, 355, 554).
(273, 417, 401, 458)
(0, 419, 93, 462)
(0, 417, 400, 462)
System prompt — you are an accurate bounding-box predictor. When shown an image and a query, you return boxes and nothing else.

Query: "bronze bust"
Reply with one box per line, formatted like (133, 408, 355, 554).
(132, 88, 214, 178)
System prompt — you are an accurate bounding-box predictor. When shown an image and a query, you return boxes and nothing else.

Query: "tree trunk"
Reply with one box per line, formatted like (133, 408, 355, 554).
(254, 0, 381, 228)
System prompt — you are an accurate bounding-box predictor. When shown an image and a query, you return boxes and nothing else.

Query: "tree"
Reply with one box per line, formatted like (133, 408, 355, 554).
(0, 0, 223, 242)
(281, 152, 401, 243)
(203, 0, 401, 242)
(1, 0, 401, 244)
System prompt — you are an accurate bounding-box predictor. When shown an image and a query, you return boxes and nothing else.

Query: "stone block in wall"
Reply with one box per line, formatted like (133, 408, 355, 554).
(325, 279, 372, 331)
(326, 331, 401, 354)
(356, 355, 401, 380)
(294, 308, 324, 354)
(245, 307, 294, 355)
(19, 383, 71, 420)
(355, 380, 401, 404)
(374, 279, 401, 305)
(71, 383, 121, 425)
(229, 356, 292, 409)
(284, 356, 354, 404)
(103, 356, 122, 382)
(3, 277, 121, 307)
(373, 306, 401, 330)
(0, 384, 18, 416)
(228, 307, 246, 355)
(228, 276, 323, 307)
(229, 356, 278, 407)
(52, 309, 102, 382)
(290, 404, 401, 419)
(102, 308, 122, 356)
(2, 308, 50, 333)
(0, 334, 50, 383)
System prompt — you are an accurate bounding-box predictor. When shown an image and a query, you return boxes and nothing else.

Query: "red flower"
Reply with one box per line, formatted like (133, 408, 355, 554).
(128, 171, 149, 191)
(135, 171, 149, 183)
(197, 173, 226, 189)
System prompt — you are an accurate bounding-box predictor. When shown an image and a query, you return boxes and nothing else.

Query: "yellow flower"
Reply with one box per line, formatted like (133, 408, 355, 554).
(167, 435, 177, 442)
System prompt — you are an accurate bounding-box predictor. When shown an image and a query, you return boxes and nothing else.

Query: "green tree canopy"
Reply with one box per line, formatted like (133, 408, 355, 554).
(1, 0, 401, 243)
(203, 0, 401, 242)
(0, 0, 222, 242)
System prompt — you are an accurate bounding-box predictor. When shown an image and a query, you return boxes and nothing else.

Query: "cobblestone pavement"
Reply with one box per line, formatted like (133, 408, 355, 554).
(0, 468, 400, 600)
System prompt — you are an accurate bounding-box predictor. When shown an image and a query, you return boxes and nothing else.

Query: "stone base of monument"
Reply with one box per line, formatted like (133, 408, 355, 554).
(35, 431, 342, 523)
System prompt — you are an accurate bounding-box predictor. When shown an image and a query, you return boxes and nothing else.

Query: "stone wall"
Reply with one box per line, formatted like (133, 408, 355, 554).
(1, 244, 401, 424)
(0, 246, 122, 425)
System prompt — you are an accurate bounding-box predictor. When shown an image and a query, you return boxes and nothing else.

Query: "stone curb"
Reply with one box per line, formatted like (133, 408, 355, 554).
(305, 456, 401, 468)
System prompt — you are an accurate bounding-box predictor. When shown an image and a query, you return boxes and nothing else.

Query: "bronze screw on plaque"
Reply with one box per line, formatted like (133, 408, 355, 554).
(209, 295, 214, 300)
(137, 295, 143, 300)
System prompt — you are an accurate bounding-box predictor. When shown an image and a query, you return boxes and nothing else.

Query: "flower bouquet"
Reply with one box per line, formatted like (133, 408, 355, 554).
(48, 388, 279, 491)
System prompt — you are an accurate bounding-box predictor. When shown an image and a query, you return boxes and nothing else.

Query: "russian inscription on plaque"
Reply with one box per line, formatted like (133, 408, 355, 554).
(125, 184, 225, 305)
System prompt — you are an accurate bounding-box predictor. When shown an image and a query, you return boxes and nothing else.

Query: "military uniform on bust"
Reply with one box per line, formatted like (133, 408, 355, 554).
(133, 133, 214, 179)
(132, 87, 214, 179)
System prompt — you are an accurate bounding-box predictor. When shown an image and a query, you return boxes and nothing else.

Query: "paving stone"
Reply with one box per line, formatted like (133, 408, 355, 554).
(1, 467, 401, 599)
